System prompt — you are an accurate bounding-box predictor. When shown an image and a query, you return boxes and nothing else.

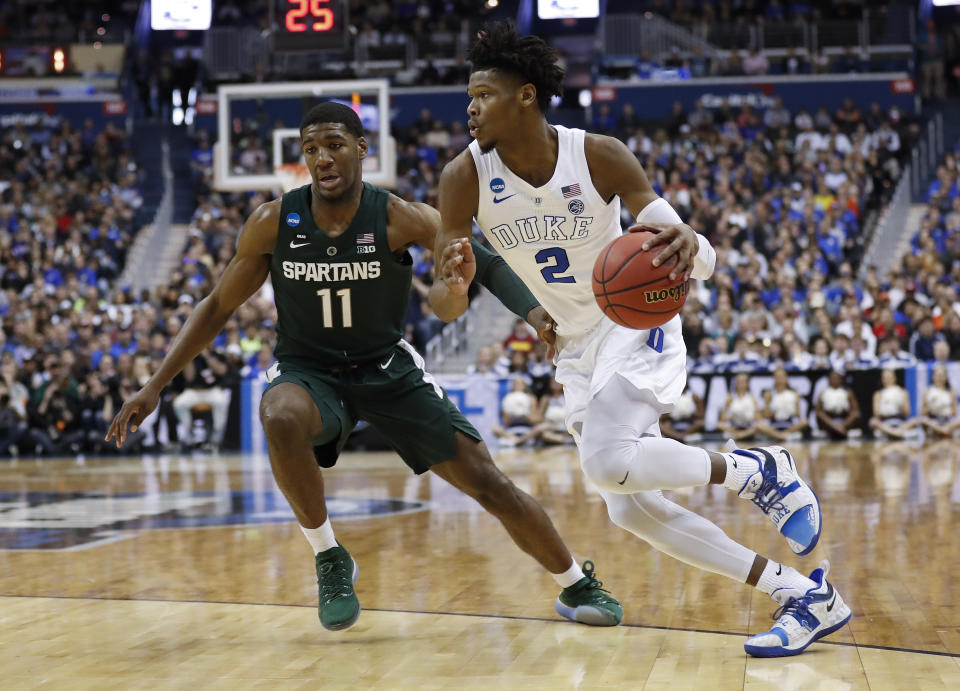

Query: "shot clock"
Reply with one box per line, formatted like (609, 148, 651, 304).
(271, 0, 349, 51)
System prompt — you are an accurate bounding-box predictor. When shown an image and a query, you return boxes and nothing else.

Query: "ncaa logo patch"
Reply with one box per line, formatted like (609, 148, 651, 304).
(568, 199, 585, 215)
(490, 177, 506, 194)
(286, 212, 301, 227)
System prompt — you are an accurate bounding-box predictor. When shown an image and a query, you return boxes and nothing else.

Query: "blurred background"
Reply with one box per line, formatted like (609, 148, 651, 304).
(2, 0, 960, 456)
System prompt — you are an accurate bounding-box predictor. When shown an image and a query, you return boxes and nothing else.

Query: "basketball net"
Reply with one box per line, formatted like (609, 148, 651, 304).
(275, 163, 311, 192)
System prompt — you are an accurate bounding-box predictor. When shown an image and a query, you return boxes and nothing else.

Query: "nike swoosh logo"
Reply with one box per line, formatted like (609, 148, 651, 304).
(776, 564, 782, 575)
(289, 241, 310, 249)
(826, 593, 837, 612)
(617, 471, 629, 486)
(493, 194, 516, 204)
(732, 459, 738, 468)
(379, 353, 395, 370)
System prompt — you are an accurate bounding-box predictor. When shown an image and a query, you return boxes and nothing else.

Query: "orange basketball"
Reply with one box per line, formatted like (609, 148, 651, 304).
(592, 229, 689, 330)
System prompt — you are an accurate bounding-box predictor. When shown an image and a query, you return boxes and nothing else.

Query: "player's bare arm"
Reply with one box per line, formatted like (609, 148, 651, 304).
(105, 200, 279, 446)
(386, 189, 473, 322)
(388, 190, 556, 352)
(585, 133, 700, 281)
(432, 150, 481, 316)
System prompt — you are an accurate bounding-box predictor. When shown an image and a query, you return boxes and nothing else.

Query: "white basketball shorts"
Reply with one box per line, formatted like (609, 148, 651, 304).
(553, 315, 687, 444)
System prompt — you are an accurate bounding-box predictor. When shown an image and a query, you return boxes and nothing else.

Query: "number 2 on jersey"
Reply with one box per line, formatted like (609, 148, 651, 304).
(536, 247, 575, 284)
(316, 288, 352, 327)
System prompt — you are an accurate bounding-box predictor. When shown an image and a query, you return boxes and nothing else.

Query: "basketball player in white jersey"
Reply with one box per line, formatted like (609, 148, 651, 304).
(431, 22, 851, 657)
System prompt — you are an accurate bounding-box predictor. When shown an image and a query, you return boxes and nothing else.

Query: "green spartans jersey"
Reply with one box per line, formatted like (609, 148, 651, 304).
(271, 182, 411, 368)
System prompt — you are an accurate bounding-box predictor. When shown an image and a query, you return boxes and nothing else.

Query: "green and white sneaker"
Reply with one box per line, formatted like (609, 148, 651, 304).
(554, 560, 623, 626)
(315, 543, 360, 631)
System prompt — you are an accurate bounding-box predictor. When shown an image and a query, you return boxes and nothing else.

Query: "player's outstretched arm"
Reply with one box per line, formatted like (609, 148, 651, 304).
(385, 192, 556, 352)
(585, 134, 715, 281)
(471, 240, 557, 356)
(385, 191, 473, 322)
(105, 201, 278, 447)
(431, 151, 481, 320)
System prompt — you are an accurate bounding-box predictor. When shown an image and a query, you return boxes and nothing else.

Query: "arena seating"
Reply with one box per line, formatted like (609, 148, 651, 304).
(0, 0, 954, 453)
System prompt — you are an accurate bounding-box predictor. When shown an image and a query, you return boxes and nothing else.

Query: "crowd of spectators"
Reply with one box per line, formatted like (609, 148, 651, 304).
(463, 321, 571, 447)
(0, 116, 165, 456)
(616, 0, 889, 24)
(205, 0, 482, 87)
(189, 92, 960, 447)
(602, 1, 956, 93)
(620, 44, 893, 81)
(443, 98, 960, 442)
(2, 86, 958, 455)
(656, 359, 960, 443)
(0, 0, 136, 45)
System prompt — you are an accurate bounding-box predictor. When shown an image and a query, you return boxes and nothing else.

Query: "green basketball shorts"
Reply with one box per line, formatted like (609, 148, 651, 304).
(264, 341, 481, 473)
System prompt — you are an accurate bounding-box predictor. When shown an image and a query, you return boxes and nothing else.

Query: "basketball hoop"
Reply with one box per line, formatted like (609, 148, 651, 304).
(275, 163, 311, 192)
(215, 79, 395, 192)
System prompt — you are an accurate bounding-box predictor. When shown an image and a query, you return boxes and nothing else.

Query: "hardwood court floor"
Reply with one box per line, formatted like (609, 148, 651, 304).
(1, 440, 959, 689)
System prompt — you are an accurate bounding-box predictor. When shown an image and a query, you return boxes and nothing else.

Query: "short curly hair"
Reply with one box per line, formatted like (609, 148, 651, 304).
(468, 21, 565, 112)
(300, 101, 363, 138)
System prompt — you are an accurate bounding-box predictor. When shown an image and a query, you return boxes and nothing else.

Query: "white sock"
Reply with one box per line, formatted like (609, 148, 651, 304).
(755, 560, 817, 598)
(721, 451, 761, 494)
(300, 519, 337, 554)
(552, 559, 585, 588)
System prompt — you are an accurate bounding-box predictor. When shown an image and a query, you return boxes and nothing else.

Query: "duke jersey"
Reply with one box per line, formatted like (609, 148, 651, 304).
(469, 125, 622, 339)
(469, 125, 688, 434)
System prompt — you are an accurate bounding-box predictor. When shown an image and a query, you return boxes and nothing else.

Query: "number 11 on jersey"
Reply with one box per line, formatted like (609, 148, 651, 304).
(316, 288, 352, 327)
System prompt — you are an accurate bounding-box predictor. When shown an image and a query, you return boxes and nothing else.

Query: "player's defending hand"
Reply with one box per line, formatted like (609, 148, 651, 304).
(105, 385, 160, 448)
(527, 306, 557, 360)
(631, 222, 698, 282)
(437, 237, 476, 296)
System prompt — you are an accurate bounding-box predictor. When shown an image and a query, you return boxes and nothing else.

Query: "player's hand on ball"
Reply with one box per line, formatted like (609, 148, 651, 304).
(631, 222, 698, 282)
(526, 306, 557, 359)
(438, 238, 476, 296)
(105, 385, 160, 448)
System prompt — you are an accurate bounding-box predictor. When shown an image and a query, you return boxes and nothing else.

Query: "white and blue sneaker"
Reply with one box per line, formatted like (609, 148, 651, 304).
(745, 560, 852, 657)
(731, 445, 823, 555)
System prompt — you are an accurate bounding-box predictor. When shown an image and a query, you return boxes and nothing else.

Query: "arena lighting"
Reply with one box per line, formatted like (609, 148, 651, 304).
(52, 48, 66, 73)
(578, 88, 592, 108)
(486, 0, 499, 8)
(537, 0, 599, 19)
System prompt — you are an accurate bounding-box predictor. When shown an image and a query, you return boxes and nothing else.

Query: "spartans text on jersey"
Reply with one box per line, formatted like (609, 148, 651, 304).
(487, 215, 594, 249)
(281, 260, 381, 282)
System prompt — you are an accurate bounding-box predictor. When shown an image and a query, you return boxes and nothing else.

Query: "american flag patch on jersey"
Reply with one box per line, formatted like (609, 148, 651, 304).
(356, 232, 375, 244)
(561, 183, 582, 198)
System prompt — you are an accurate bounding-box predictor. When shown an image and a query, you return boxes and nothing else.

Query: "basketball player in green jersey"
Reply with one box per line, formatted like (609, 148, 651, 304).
(106, 102, 621, 632)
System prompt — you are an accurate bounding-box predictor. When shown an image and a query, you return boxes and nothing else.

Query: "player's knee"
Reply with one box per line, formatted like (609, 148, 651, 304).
(582, 440, 658, 492)
(604, 494, 640, 531)
(603, 491, 671, 544)
(603, 495, 660, 546)
(581, 449, 621, 490)
(259, 402, 311, 445)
